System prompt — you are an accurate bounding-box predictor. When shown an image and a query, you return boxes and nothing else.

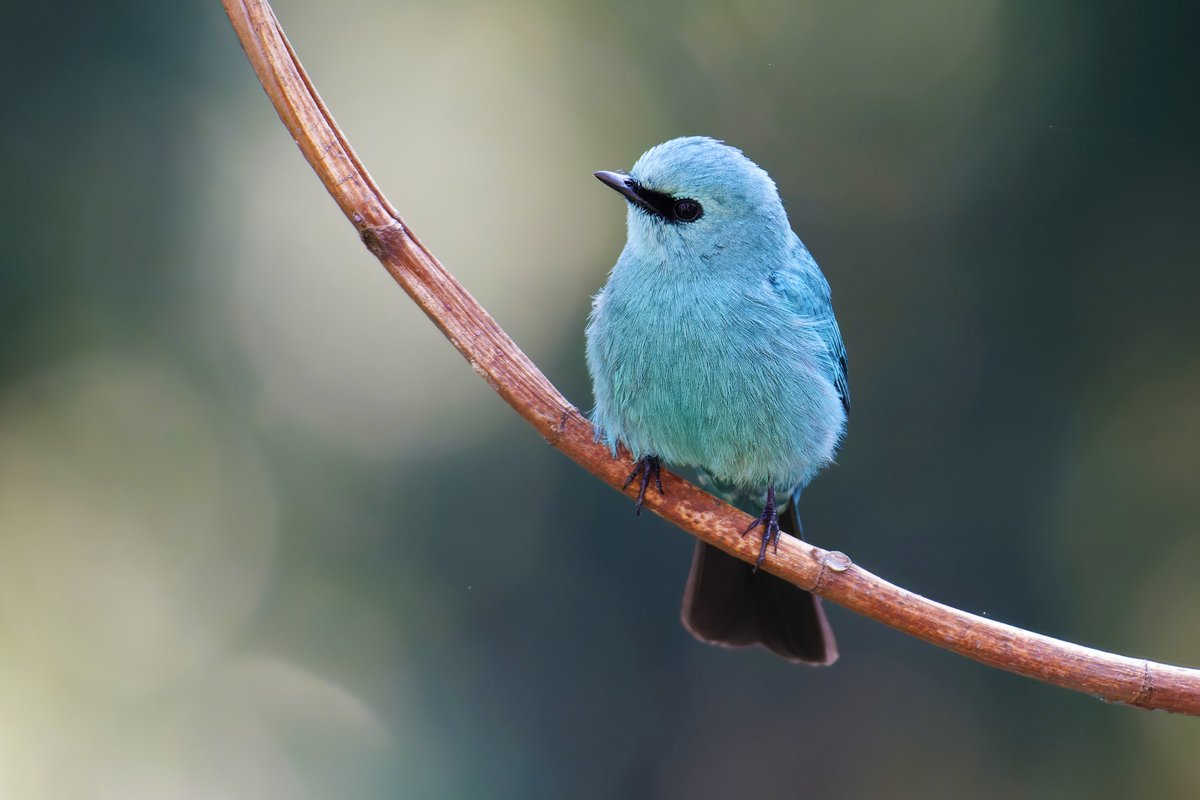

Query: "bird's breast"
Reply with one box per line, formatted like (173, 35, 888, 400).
(590, 276, 843, 492)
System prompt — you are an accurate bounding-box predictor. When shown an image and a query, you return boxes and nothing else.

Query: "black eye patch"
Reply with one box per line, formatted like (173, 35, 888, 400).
(628, 180, 704, 224)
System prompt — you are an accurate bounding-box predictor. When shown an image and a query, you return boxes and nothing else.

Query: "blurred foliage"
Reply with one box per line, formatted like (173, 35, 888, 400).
(1, 1, 1199, 797)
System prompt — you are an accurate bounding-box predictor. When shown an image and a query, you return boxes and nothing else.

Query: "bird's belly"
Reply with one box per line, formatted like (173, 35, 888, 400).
(607, 321, 843, 492)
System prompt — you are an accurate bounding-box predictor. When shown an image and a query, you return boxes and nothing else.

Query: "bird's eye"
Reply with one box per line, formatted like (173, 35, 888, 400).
(672, 199, 702, 222)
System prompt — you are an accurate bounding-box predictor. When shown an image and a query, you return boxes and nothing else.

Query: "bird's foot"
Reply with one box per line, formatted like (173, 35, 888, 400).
(623, 455, 663, 515)
(741, 486, 781, 571)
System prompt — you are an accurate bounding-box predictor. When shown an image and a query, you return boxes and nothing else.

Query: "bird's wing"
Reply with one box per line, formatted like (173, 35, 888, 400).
(770, 238, 850, 415)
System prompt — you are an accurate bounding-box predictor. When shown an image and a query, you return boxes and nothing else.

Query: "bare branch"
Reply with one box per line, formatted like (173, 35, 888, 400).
(220, 0, 1200, 715)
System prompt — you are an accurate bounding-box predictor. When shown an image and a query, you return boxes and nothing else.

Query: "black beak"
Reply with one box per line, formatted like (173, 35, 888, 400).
(593, 170, 659, 216)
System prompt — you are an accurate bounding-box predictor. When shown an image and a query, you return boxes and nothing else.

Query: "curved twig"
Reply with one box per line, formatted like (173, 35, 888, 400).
(221, 0, 1200, 715)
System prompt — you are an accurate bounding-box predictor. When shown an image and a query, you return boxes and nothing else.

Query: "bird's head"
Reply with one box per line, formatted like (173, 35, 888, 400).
(594, 137, 789, 264)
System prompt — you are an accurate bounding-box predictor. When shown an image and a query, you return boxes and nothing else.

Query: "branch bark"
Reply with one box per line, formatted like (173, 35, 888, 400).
(221, 0, 1200, 715)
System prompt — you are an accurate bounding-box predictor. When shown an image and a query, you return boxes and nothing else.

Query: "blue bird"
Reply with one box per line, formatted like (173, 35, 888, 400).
(586, 137, 848, 664)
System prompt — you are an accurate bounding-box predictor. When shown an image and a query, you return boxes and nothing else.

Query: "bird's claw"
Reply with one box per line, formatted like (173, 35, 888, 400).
(623, 455, 663, 515)
(741, 486, 781, 571)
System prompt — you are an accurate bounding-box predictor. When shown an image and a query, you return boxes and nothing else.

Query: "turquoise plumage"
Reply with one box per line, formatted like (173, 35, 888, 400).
(586, 137, 848, 664)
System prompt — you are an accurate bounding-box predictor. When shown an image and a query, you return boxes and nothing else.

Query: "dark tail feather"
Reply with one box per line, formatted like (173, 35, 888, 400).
(680, 502, 838, 665)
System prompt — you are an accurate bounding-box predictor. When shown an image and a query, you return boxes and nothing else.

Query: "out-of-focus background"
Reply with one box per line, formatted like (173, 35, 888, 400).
(2, 1, 1199, 797)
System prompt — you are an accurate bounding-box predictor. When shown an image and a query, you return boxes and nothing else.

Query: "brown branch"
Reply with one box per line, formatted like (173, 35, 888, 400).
(221, 0, 1200, 715)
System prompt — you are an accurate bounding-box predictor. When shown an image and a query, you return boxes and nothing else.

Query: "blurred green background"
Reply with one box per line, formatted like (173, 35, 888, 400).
(2, 1, 1199, 797)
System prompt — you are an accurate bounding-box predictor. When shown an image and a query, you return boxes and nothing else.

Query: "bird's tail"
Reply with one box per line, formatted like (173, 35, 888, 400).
(680, 499, 838, 665)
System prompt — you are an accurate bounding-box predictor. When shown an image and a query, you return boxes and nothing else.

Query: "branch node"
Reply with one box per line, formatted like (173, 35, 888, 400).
(813, 549, 852, 594)
(549, 407, 573, 446)
(359, 221, 407, 260)
(1133, 661, 1156, 708)
(823, 550, 853, 573)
